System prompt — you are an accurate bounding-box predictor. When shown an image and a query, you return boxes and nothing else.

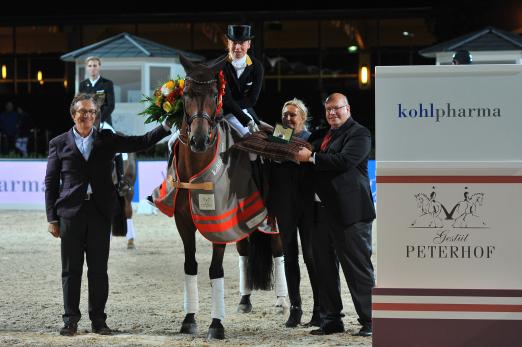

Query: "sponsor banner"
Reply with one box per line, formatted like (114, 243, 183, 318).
(0, 159, 377, 207)
(375, 65, 522, 162)
(136, 161, 168, 202)
(0, 160, 47, 208)
(377, 170, 522, 289)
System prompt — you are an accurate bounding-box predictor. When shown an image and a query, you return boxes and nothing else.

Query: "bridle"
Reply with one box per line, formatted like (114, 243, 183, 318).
(179, 75, 222, 149)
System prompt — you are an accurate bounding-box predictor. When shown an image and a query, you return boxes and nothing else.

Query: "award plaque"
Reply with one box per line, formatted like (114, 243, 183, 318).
(268, 123, 294, 143)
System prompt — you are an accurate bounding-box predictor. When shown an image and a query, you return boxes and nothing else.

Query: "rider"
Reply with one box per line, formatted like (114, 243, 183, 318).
(222, 24, 264, 136)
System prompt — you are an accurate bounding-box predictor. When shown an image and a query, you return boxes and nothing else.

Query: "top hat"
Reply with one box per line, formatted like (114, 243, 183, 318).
(226, 25, 254, 41)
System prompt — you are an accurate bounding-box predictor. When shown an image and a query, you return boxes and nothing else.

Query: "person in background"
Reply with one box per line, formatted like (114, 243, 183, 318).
(297, 92, 375, 337)
(79, 56, 130, 195)
(15, 106, 34, 157)
(268, 98, 320, 328)
(0, 101, 20, 154)
(45, 93, 171, 336)
(452, 50, 472, 65)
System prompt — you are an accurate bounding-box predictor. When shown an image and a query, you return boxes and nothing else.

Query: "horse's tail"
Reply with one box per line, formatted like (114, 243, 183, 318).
(247, 231, 274, 290)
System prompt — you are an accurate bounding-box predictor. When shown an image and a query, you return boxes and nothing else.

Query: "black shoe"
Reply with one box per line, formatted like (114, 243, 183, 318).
(92, 322, 112, 335)
(59, 323, 77, 336)
(285, 306, 302, 328)
(305, 310, 321, 327)
(310, 321, 344, 335)
(146, 195, 154, 206)
(352, 325, 372, 337)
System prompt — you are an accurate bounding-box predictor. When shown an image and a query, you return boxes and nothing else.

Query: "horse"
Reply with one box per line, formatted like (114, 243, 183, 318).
(165, 55, 277, 339)
(411, 193, 443, 228)
(452, 192, 486, 228)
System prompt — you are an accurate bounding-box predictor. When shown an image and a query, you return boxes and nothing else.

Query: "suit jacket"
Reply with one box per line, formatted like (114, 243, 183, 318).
(223, 54, 264, 126)
(79, 77, 115, 124)
(309, 117, 376, 227)
(45, 125, 169, 222)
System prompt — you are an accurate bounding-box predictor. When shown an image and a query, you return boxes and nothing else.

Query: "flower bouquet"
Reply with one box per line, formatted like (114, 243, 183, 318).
(139, 77, 185, 129)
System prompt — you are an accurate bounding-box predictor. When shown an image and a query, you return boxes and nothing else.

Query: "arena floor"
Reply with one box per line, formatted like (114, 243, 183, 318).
(0, 210, 374, 346)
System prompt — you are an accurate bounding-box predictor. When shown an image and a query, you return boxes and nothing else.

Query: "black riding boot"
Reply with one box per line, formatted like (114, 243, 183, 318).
(115, 154, 130, 196)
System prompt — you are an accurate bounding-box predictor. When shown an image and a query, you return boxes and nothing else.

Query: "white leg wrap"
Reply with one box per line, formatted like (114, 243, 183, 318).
(210, 277, 225, 321)
(274, 256, 288, 297)
(126, 219, 135, 240)
(184, 274, 199, 314)
(239, 256, 251, 295)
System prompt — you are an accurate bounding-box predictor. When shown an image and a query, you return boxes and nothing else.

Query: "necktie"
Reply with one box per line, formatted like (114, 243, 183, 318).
(320, 131, 332, 152)
(80, 139, 88, 160)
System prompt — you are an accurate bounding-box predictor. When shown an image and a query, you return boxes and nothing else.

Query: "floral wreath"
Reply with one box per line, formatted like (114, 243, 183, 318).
(139, 70, 226, 130)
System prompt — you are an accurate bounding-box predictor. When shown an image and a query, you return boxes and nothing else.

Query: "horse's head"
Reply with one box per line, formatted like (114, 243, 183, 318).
(180, 55, 226, 153)
(472, 193, 484, 206)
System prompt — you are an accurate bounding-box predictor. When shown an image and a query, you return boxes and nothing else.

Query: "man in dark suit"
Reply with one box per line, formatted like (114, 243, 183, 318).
(222, 24, 265, 136)
(79, 56, 129, 195)
(45, 93, 171, 336)
(297, 93, 376, 337)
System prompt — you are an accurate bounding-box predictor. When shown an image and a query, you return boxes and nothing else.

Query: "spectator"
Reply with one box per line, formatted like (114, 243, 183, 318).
(297, 93, 376, 337)
(268, 98, 320, 328)
(0, 101, 20, 154)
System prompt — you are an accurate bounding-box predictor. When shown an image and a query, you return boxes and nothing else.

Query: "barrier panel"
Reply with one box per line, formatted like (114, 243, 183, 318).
(374, 65, 522, 347)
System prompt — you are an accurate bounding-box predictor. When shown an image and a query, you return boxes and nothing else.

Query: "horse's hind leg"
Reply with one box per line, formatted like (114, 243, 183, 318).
(271, 234, 289, 313)
(208, 243, 226, 340)
(177, 221, 199, 335)
(235, 239, 252, 313)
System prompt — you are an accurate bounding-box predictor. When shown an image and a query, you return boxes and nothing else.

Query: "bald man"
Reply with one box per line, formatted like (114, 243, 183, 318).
(297, 93, 375, 337)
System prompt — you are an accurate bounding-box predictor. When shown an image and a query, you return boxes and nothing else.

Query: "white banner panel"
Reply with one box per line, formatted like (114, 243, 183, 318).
(377, 170, 522, 289)
(376, 65, 522, 162)
(0, 160, 46, 209)
(136, 161, 168, 201)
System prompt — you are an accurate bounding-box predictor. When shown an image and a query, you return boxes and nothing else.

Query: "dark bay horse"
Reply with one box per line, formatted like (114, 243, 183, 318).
(170, 55, 277, 339)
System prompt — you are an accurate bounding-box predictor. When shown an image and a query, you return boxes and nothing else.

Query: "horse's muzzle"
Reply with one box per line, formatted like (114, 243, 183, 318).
(189, 133, 211, 153)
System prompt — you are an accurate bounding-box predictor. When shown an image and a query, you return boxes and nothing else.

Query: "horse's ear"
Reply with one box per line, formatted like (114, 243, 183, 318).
(208, 54, 228, 74)
(179, 54, 198, 75)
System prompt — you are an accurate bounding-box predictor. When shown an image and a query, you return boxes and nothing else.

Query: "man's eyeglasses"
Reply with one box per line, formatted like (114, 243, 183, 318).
(76, 109, 97, 116)
(325, 105, 347, 113)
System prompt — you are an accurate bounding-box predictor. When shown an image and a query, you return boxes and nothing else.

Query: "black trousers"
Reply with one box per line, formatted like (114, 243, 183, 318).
(312, 203, 375, 327)
(277, 204, 319, 310)
(60, 199, 111, 325)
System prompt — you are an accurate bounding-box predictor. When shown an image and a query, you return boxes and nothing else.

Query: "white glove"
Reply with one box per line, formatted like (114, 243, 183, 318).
(247, 120, 259, 133)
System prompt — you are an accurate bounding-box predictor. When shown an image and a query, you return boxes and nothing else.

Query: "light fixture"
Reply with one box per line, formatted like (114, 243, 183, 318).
(348, 45, 358, 53)
(359, 66, 369, 86)
(63, 80, 68, 88)
(358, 51, 371, 89)
(37, 70, 43, 81)
(1, 65, 6, 79)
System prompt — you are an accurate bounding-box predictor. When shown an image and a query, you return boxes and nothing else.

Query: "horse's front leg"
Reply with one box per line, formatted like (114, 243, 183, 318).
(175, 210, 199, 335)
(208, 243, 226, 340)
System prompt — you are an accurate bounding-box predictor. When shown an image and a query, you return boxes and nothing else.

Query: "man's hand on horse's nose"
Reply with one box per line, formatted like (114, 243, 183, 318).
(48, 223, 60, 238)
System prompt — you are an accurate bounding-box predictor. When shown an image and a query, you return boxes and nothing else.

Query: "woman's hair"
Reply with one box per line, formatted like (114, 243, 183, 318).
(282, 98, 310, 130)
